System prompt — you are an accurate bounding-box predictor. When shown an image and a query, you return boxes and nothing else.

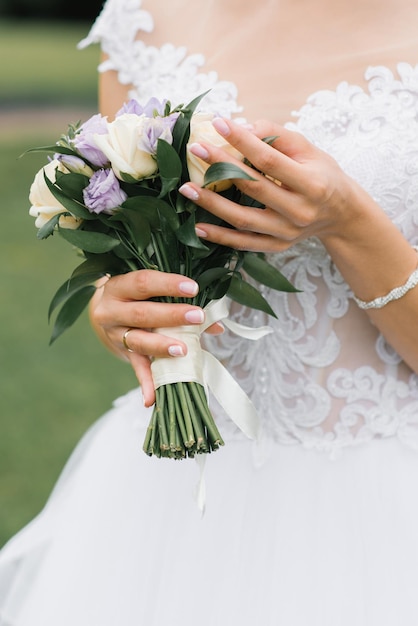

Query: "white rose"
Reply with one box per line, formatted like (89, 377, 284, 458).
(93, 113, 158, 181)
(29, 159, 81, 230)
(187, 113, 243, 191)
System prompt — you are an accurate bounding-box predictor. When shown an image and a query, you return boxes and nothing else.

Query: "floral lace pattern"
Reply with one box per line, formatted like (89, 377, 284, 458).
(82, 1, 418, 454)
(78, 0, 242, 119)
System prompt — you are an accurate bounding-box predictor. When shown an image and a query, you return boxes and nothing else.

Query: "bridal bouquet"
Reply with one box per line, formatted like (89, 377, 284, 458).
(28, 94, 296, 459)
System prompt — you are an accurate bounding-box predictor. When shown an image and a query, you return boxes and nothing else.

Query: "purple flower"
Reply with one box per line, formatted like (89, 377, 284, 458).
(138, 113, 180, 155)
(54, 153, 94, 176)
(142, 97, 170, 117)
(116, 97, 170, 118)
(83, 168, 128, 214)
(73, 114, 109, 167)
(116, 99, 145, 117)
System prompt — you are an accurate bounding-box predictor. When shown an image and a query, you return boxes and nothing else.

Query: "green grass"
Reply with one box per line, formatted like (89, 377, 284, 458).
(0, 20, 98, 106)
(0, 22, 139, 547)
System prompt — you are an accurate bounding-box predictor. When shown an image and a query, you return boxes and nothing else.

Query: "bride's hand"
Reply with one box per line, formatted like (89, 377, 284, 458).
(90, 270, 221, 407)
(179, 117, 358, 252)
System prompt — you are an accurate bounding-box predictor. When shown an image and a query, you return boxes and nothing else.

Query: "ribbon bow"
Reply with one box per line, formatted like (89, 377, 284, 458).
(151, 296, 273, 442)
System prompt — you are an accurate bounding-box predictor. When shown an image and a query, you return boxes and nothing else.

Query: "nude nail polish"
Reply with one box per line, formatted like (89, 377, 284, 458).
(179, 280, 199, 296)
(168, 345, 185, 357)
(185, 309, 205, 324)
(189, 143, 210, 159)
(212, 117, 230, 136)
(179, 184, 199, 201)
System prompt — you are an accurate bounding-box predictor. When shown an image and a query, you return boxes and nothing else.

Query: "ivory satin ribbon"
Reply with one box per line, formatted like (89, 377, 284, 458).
(151, 296, 273, 442)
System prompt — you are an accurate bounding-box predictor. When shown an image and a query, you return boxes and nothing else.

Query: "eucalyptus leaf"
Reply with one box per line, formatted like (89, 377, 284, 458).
(49, 285, 97, 344)
(243, 252, 299, 292)
(227, 275, 277, 318)
(203, 162, 256, 188)
(58, 226, 120, 253)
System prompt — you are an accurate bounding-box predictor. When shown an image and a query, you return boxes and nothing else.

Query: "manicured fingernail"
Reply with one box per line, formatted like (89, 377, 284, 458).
(212, 117, 230, 136)
(185, 309, 205, 324)
(195, 226, 208, 238)
(179, 183, 199, 201)
(179, 280, 199, 296)
(168, 345, 185, 357)
(189, 143, 210, 159)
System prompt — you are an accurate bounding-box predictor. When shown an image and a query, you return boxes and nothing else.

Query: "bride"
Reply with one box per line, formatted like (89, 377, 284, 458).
(2, 0, 418, 624)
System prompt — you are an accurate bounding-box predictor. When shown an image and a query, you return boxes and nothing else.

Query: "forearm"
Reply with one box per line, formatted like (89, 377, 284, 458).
(320, 181, 418, 372)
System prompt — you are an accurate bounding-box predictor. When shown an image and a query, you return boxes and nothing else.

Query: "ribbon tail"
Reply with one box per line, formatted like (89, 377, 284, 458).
(194, 455, 207, 516)
(202, 350, 260, 441)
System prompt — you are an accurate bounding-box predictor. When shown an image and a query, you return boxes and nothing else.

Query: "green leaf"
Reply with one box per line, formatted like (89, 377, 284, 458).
(118, 208, 151, 254)
(176, 212, 209, 250)
(36, 213, 62, 239)
(43, 171, 94, 220)
(48, 274, 98, 321)
(58, 226, 120, 253)
(157, 139, 182, 196)
(71, 253, 125, 278)
(22, 145, 80, 158)
(203, 162, 256, 188)
(120, 196, 179, 230)
(55, 171, 90, 203)
(227, 274, 277, 318)
(49, 285, 97, 344)
(262, 135, 279, 145)
(243, 252, 299, 292)
(119, 171, 141, 184)
(196, 267, 231, 291)
(159, 213, 180, 273)
(172, 91, 210, 153)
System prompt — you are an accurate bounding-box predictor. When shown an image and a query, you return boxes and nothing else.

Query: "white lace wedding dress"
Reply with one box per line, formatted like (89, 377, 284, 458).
(2, 1, 418, 624)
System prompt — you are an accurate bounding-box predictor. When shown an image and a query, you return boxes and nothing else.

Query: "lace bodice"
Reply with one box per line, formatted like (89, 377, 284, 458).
(81, 0, 418, 454)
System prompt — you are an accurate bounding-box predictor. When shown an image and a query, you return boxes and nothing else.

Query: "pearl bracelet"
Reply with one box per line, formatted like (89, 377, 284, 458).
(353, 246, 418, 310)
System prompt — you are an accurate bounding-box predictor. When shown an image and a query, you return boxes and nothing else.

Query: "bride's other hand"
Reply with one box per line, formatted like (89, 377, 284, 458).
(179, 117, 418, 375)
(89, 270, 221, 407)
(179, 117, 358, 252)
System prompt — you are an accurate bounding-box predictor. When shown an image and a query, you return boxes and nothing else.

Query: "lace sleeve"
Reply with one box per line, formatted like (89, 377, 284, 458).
(77, 0, 154, 85)
(77, 0, 242, 117)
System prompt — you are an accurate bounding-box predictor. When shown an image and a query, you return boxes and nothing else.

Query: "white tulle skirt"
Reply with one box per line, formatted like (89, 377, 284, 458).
(1, 387, 418, 626)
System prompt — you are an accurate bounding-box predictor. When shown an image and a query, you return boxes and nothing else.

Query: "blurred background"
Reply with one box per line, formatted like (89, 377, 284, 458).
(0, 3, 138, 547)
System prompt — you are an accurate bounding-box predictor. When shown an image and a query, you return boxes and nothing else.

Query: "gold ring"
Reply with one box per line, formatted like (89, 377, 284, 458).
(122, 328, 135, 353)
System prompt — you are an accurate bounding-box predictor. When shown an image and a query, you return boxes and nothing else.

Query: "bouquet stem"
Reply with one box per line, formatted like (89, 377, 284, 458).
(143, 382, 224, 459)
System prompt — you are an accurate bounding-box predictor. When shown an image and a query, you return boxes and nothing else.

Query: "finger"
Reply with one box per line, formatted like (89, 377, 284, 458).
(127, 352, 156, 407)
(210, 117, 309, 192)
(180, 178, 304, 239)
(205, 322, 225, 335)
(97, 299, 205, 330)
(119, 327, 188, 358)
(194, 222, 286, 253)
(105, 269, 199, 301)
